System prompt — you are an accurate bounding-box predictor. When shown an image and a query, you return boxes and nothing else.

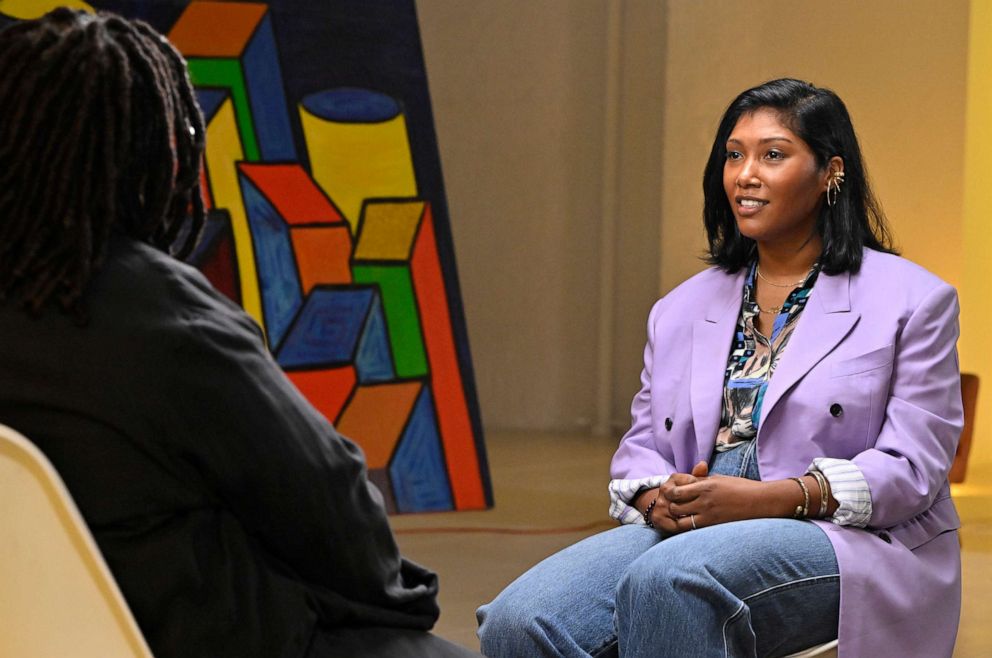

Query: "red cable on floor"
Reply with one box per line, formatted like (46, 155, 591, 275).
(393, 520, 615, 536)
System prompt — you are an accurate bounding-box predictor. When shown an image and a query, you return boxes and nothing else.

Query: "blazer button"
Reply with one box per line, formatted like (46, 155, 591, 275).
(830, 403, 843, 417)
(664, 417, 673, 431)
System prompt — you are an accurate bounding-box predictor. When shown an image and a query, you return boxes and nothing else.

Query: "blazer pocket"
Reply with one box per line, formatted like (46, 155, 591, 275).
(886, 495, 960, 551)
(830, 343, 895, 378)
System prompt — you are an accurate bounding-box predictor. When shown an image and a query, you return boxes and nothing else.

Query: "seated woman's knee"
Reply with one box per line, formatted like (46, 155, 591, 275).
(616, 539, 719, 607)
(477, 596, 538, 653)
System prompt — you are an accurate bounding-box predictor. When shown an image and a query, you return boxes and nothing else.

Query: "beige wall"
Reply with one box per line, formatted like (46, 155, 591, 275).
(417, 1, 665, 432)
(609, 3, 667, 433)
(417, 1, 607, 432)
(418, 1, 972, 442)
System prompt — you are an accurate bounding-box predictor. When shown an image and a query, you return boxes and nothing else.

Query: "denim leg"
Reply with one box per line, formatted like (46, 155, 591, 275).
(477, 524, 662, 658)
(615, 518, 839, 658)
(479, 442, 836, 657)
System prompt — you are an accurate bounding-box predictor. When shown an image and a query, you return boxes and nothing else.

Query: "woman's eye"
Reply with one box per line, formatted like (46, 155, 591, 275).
(766, 150, 785, 160)
(725, 151, 742, 161)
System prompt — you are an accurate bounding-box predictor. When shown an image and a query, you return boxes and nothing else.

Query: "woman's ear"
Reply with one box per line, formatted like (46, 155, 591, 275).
(826, 156, 845, 181)
(824, 156, 846, 206)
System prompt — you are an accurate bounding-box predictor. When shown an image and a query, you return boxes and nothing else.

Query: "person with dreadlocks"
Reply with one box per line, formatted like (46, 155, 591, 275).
(0, 9, 476, 658)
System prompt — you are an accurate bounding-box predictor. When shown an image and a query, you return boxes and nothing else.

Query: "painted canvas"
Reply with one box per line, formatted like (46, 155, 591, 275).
(0, 0, 491, 513)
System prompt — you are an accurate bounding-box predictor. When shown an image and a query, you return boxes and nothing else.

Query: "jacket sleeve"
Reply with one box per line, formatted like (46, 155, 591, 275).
(164, 273, 439, 628)
(852, 282, 963, 529)
(610, 297, 680, 481)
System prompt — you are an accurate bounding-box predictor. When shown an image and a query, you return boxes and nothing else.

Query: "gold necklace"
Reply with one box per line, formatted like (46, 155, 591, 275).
(755, 303, 783, 315)
(756, 266, 808, 288)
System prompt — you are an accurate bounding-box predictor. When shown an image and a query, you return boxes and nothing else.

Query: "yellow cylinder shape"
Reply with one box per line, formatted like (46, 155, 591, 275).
(300, 89, 418, 233)
(0, 0, 93, 19)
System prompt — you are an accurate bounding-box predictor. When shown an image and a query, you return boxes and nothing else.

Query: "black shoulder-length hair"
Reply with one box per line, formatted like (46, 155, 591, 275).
(702, 78, 895, 274)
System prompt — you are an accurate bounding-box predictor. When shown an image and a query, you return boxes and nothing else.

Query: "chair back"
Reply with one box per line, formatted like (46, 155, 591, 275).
(0, 423, 154, 658)
(785, 639, 838, 657)
(951, 373, 980, 483)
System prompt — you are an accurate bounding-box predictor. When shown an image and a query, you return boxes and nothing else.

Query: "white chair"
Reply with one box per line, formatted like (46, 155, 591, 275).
(786, 639, 838, 657)
(0, 423, 154, 657)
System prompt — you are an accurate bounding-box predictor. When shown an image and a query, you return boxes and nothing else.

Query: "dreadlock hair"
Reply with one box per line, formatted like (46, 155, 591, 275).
(0, 8, 205, 319)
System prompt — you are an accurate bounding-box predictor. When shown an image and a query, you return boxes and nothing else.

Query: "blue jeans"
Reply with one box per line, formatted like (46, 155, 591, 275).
(477, 441, 839, 657)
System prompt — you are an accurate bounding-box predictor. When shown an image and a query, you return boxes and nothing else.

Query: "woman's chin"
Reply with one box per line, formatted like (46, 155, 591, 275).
(734, 221, 765, 243)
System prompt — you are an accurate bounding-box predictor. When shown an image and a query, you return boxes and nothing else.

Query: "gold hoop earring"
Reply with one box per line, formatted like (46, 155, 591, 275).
(826, 171, 845, 207)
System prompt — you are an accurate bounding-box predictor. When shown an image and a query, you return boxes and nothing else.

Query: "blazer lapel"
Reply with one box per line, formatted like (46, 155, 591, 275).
(690, 270, 745, 465)
(758, 269, 859, 428)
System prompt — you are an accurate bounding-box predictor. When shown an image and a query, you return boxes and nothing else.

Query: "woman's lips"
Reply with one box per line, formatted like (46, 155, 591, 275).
(736, 198, 768, 217)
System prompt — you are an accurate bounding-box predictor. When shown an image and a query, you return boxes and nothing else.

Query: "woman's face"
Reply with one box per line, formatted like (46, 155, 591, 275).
(722, 108, 829, 248)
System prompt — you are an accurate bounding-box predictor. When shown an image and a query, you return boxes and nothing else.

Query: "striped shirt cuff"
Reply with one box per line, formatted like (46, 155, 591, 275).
(608, 475, 669, 524)
(809, 457, 872, 527)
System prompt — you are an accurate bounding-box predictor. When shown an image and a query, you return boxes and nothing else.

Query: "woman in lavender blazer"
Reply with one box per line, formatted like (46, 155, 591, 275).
(478, 79, 962, 658)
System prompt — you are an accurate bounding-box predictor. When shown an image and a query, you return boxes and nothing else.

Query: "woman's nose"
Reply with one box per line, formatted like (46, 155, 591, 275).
(736, 159, 759, 187)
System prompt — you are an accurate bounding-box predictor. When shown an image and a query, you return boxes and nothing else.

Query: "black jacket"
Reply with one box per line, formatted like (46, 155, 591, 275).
(0, 236, 439, 657)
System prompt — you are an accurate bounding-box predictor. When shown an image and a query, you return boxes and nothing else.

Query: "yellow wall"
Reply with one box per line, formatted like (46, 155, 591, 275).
(962, 0, 992, 468)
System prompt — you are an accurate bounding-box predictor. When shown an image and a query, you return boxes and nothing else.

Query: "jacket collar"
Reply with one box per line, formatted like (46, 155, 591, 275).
(703, 268, 747, 323)
(759, 268, 858, 421)
(811, 266, 852, 314)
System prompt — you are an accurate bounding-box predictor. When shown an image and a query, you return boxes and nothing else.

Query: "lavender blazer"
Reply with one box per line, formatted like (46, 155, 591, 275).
(611, 248, 963, 658)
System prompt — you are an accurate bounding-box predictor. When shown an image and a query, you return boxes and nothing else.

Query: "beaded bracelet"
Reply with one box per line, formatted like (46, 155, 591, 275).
(643, 497, 659, 528)
(790, 476, 810, 519)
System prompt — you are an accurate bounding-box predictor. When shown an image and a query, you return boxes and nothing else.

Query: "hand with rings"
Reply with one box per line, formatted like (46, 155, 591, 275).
(666, 461, 786, 529)
(638, 461, 709, 534)
(674, 511, 699, 532)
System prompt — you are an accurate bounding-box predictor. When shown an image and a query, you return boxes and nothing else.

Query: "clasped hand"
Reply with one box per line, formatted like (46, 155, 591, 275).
(643, 461, 774, 534)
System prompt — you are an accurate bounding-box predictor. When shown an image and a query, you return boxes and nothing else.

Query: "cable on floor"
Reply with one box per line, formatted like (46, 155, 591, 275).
(393, 520, 615, 536)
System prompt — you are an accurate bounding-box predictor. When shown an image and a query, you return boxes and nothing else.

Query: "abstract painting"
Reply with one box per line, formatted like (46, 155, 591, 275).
(2, 0, 491, 513)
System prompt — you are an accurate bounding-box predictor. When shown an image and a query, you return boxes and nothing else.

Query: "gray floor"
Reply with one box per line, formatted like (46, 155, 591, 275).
(391, 430, 992, 656)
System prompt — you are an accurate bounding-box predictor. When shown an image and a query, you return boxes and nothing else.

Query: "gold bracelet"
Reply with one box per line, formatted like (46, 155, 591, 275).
(790, 477, 810, 519)
(809, 470, 829, 518)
